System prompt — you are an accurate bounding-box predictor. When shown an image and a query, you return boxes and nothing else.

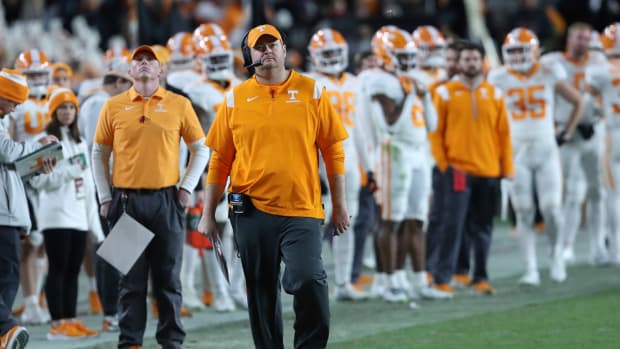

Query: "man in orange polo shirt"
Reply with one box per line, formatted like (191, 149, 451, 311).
(429, 41, 513, 295)
(198, 24, 350, 349)
(91, 45, 209, 349)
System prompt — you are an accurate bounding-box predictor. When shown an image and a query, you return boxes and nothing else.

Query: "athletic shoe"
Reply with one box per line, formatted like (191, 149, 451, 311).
(102, 316, 119, 333)
(471, 281, 495, 295)
(452, 273, 471, 288)
(333, 284, 368, 301)
(20, 304, 50, 325)
(47, 321, 85, 340)
(88, 291, 103, 315)
(71, 320, 99, 337)
(0, 326, 29, 349)
(212, 296, 236, 313)
(382, 288, 408, 303)
(416, 285, 453, 300)
(433, 283, 455, 295)
(202, 291, 214, 306)
(518, 270, 540, 286)
(550, 253, 567, 283)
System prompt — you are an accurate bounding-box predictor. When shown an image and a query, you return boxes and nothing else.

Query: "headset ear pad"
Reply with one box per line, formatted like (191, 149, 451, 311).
(242, 31, 252, 68)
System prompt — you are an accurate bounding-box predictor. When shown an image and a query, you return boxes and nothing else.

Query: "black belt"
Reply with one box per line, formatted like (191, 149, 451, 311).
(115, 186, 176, 194)
(0, 163, 16, 171)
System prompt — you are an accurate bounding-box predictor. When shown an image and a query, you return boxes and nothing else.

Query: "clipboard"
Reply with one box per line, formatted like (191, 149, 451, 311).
(211, 235, 230, 284)
(96, 212, 154, 275)
(14, 142, 64, 180)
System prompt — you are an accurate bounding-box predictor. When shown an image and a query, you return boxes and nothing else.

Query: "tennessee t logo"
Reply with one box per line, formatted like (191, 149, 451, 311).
(287, 90, 299, 102)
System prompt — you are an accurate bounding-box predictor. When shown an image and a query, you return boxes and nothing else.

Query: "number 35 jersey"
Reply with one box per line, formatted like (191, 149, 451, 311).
(488, 61, 566, 143)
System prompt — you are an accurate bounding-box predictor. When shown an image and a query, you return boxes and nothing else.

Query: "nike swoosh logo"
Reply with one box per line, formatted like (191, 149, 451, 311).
(125, 106, 136, 111)
(246, 96, 259, 102)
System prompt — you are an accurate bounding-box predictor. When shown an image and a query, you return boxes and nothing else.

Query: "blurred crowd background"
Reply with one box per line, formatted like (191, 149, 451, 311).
(1, 0, 620, 90)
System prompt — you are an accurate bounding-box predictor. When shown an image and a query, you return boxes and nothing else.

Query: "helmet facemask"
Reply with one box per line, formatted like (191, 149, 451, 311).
(312, 45, 348, 75)
(25, 71, 50, 97)
(201, 51, 233, 81)
(503, 44, 535, 73)
(393, 48, 417, 75)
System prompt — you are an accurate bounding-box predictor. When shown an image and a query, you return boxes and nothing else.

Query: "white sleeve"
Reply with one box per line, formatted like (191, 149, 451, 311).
(80, 97, 107, 150)
(179, 137, 209, 193)
(29, 162, 83, 191)
(0, 132, 40, 163)
(91, 143, 113, 203)
(586, 65, 608, 93)
(421, 92, 438, 132)
(84, 166, 104, 242)
(549, 62, 568, 84)
(486, 68, 501, 86)
(352, 113, 372, 172)
(354, 84, 379, 153)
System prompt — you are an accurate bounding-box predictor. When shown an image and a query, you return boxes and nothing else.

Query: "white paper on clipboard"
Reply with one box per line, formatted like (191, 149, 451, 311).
(96, 212, 154, 275)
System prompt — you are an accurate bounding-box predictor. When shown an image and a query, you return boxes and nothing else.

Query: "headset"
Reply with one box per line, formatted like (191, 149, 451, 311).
(241, 25, 287, 73)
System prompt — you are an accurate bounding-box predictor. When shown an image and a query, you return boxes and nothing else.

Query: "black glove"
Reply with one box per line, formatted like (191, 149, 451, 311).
(320, 177, 328, 195)
(577, 123, 595, 140)
(555, 130, 569, 146)
(365, 171, 377, 192)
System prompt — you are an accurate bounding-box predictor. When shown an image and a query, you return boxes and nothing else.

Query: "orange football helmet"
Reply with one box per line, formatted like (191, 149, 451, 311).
(308, 28, 348, 75)
(15, 49, 52, 97)
(193, 23, 227, 44)
(371, 26, 416, 75)
(195, 34, 234, 80)
(502, 27, 540, 72)
(411, 26, 446, 68)
(166, 32, 197, 70)
(601, 23, 620, 56)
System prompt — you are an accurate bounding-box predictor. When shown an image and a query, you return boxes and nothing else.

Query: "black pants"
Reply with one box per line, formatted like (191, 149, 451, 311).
(43, 229, 87, 321)
(233, 207, 330, 349)
(108, 187, 185, 349)
(351, 186, 377, 283)
(95, 209, 121, 317)
(0, 226, 21, 335)
(426, 166, 443, 277)
(433, 167, 500, 285)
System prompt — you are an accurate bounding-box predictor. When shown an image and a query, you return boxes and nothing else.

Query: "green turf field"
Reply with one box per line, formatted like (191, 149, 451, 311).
(330, 288, 620, 349)
(27, 228, 620, 349)
(144, 265, 620, 349)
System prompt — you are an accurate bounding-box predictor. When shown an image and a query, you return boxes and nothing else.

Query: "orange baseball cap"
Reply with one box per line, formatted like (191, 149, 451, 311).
(130, 45, 161, 62)
(247, 24, 282, 48)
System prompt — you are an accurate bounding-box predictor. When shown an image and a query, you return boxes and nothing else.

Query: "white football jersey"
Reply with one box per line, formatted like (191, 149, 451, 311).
(167, 69, 203, 93)
(408, 67, 447, 88)
(306, 72, 360, 169)
(541, 51, 605, 124)
(10, 97, 49, 142)
(359, 69, 431, 151)
(488, 62, 566, 143)
(183, 76, 241, 128)
(587, 61, 620, 129)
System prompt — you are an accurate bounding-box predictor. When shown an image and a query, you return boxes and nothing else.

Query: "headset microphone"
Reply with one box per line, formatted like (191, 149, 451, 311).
(244, 60, 263, 69)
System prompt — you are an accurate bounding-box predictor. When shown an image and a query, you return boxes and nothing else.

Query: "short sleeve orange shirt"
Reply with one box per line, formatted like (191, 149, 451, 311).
(206, 70, 348, 219)
(94, 86, 204, 189)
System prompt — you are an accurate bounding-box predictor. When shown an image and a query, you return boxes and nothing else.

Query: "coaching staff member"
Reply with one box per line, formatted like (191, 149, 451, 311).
(0, 68, 56, 349)
(429, 41, 513, 295)
(198, 24, 350, 349)
(91, 45, 209, 349)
